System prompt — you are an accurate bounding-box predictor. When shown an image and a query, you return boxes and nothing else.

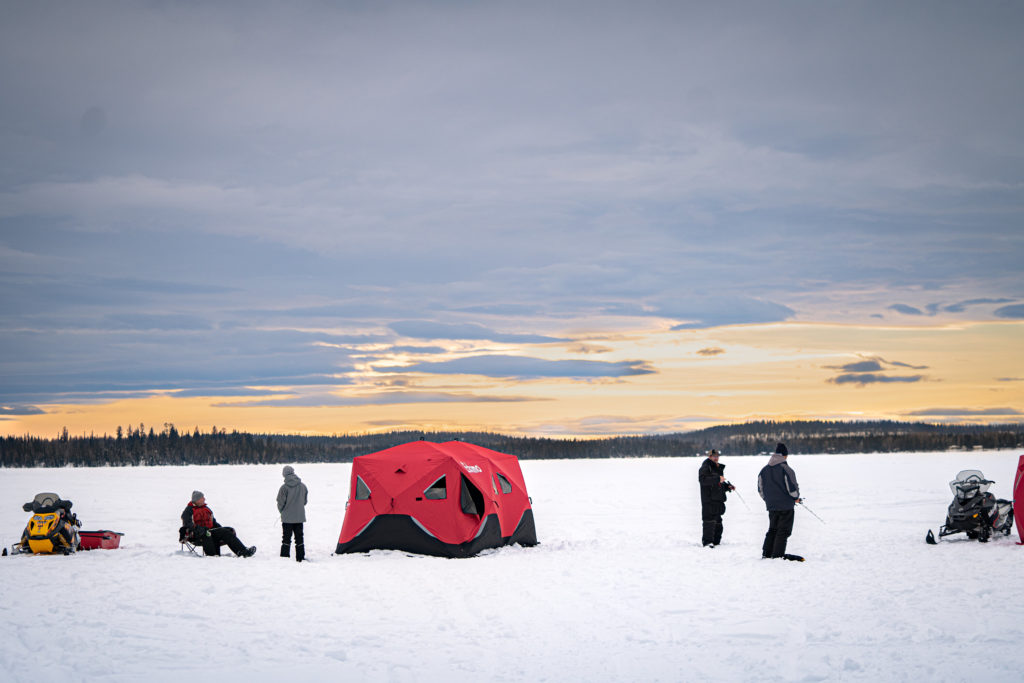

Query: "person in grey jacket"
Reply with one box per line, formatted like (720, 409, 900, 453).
(757, 443, 801, 559)
(277, 465, 309, 562)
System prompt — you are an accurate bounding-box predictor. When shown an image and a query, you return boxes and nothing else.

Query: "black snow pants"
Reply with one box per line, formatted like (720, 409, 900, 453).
(281, 522, 304, 562)
(202, 527, 249, 557)
(762, 509, 795, 558)
(701, 501, 724, 546)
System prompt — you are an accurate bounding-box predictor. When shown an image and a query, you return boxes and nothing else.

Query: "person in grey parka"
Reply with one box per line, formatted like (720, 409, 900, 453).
(277, 465, 309, 562)
(757, 443, 802, 560)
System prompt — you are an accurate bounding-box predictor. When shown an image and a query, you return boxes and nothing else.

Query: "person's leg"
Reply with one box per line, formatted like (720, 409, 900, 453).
(763, 512, 779, 558)
(713, 503, 725, 545)
(281, 523, 293, 557)
(294, 523, 304, 562)
(213, 526, 251, 557)
(770, 510, 794, 558)
(701, 501, 716, 546)
(201, 530, 220, 556)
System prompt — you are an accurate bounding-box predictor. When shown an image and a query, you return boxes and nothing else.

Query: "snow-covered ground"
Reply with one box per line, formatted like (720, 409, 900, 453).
(1, 450, 1021, 682)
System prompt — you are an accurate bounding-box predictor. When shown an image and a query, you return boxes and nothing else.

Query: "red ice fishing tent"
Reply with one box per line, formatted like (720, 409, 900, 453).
(336, 440, 538, 558)
(1015, 454, 1023, 545)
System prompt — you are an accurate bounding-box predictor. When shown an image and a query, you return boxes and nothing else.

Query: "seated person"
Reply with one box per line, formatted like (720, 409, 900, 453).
(181, 491, 256, 558)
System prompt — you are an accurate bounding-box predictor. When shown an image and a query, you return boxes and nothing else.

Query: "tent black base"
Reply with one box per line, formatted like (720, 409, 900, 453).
(336, 510, 537, 558)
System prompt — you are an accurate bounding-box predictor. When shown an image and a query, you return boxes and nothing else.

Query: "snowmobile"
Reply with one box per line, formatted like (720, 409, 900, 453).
(10, 492, 81, 555)
(926, 470, 1014, 544)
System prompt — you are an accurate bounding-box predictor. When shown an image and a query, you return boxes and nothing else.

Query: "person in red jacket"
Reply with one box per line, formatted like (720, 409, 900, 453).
(181, 491, 256, 558)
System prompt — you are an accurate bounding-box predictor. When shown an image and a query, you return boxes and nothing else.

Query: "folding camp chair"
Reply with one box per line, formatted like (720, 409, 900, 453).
(178, 526, 202, 555)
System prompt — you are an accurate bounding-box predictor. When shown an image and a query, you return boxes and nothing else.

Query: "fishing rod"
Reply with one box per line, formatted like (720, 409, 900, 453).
(724, 481, 751, 511)
(798, 499, 826, 524)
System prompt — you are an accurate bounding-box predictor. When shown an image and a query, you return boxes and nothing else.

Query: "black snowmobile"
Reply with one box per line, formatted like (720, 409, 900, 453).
(926, 470, 1014, 544)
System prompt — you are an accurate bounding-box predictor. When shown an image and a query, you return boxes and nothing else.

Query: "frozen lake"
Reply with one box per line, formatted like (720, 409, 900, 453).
(1, 450, 1021, 682)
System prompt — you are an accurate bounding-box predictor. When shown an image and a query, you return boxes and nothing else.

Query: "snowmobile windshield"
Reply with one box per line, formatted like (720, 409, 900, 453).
(32, 492, 62, 507)
(949, 470, 991, 500)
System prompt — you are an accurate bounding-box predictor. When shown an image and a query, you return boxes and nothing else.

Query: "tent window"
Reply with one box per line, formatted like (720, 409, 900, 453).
(355, 476, 371, 500)
(496, 473, 513, 494)
(460, 474, 485, 517)
(424, 476, 447, 500)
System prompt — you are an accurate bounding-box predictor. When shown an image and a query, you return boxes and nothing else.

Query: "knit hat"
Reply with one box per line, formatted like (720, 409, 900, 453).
(191, 490, 204, 504)
(775, 443, 789, 456)
(282, 465, 295, 476)
(709, 449, 719, 457)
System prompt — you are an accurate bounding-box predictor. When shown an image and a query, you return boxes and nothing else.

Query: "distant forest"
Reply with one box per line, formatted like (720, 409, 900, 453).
(2, 420, 1023, 468)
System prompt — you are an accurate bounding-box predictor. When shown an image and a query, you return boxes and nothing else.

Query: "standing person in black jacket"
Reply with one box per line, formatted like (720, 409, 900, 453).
(757, 443, 802, 559)
(698, 449, 734, 547)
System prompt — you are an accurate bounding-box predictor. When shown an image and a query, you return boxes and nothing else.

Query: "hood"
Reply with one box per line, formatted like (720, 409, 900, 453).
(283, 473, 302, 487)
(767, 453, 787, 466)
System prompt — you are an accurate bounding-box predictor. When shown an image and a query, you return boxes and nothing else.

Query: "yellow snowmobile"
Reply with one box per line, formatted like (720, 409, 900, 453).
(11, 492, 81, 555)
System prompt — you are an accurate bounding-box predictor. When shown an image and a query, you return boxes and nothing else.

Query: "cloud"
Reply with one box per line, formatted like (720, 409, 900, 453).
(829, 373, 925, 385)
(105, 314, 213, 331)
(215, 391, 539, 408)
(832, 360, 884, 373)
(567, 344, 613, 355)
(373, 355, 655, 379)
(825, 355, 930, 385)
(888, 304, 925, 316)
(0, 326, 359, 404)
(944, 298, 1015, 313)
(889, 299, 1022, 318)
(662, 298, 795, 330)
(170, 387, 306, 399)
(885, 358, 929, 370)
(0, 405, 45, 416)
(696, 347, 725, 357)
(994, 304, 1024, 319)
(372, 345, 448, 356)
(903, 407, 1023, 417)
(389, 321, 567, 344)
(524, 413, 718, 436)
(2, 2, 1024, 418)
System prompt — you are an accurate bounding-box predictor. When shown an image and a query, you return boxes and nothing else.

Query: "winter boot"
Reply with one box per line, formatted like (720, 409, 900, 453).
(280, 544, 290, 558)
(295, 542, 305, 562)
(244, 546, 257, 558)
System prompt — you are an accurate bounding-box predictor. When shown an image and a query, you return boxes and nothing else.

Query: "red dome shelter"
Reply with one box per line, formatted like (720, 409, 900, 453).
(335, 440, 538, 558)
(1015, 454, 1023, 545)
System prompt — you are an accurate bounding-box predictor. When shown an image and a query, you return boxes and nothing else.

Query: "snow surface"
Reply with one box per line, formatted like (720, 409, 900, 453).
(2, 450, 1022, 682)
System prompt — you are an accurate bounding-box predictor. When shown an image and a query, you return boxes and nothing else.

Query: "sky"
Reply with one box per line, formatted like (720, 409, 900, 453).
(1, 1, 1022, 438)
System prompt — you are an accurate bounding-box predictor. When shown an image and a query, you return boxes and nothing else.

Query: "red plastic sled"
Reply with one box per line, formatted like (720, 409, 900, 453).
(78, 530, 124, 550)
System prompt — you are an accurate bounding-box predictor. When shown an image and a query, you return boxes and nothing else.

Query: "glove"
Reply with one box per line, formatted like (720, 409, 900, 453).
(194, 527, 210, 540)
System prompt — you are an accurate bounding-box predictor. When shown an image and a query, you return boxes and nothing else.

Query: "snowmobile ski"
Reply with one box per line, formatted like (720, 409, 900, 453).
(782, 554, 805, 562)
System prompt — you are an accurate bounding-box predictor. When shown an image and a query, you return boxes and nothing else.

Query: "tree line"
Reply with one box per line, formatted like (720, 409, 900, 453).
(1, 420, 1022, 468)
